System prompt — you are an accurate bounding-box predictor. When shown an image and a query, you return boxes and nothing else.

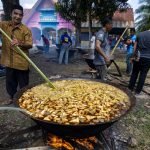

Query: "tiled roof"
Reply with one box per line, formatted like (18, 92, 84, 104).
(23, 9, 31, 22)
(113, 8, 134, 21)
(23, 0, 43, 24)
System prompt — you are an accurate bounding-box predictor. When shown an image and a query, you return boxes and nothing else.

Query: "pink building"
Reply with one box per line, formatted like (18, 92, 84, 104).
(23, 0, 74, 44)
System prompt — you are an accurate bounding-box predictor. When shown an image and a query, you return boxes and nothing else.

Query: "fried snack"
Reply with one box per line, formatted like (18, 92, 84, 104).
(19, 80, 130, 125)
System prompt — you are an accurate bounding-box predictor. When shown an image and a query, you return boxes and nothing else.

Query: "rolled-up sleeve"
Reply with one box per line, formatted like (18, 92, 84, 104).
(96, 31, 104, 42)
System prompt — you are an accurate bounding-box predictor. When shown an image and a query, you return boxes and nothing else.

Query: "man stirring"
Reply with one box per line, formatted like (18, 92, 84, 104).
(0, 5, 33, 104)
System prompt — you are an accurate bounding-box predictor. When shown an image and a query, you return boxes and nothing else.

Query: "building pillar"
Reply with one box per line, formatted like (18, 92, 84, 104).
(40, 27, 43, 35)
(56, 29, 59, 44)
(39, 29, 43, 46)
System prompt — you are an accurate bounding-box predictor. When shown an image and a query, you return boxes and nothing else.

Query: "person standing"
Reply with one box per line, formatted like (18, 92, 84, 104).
(41, 34, 50, 54)
(125, 29, 136, 75)
(0, 5, 33, 104)
(84, 32, 96, 72)
(128, 30, 150, 96)
(110, 35, 117, 50)
(59, 32, 72, 65)
(93, 18, 112, 80)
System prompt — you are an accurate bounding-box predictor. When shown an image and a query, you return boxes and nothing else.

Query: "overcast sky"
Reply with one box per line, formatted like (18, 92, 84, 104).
(0, 0, 139, 13)
(0, 0, 37, 9)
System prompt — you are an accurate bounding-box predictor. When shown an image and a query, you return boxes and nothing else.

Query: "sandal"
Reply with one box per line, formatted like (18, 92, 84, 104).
(88, 69, 97, 73)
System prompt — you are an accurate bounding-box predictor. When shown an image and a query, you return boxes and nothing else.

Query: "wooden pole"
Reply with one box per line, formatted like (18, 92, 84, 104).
(110, 26, 129, 56)
(107, 26, 129, 76)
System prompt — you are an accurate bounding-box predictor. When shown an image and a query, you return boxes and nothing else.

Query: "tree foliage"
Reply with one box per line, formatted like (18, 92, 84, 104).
(1, 0, 20, 20)
(135, 0, 150, 32)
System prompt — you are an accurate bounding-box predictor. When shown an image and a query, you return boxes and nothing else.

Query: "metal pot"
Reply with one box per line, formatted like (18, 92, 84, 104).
(14, 78, 136, 138)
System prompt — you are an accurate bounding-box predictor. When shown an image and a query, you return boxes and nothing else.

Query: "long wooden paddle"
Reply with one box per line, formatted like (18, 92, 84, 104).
(110, 26, 129, 56)
(106, 26, 129, 76)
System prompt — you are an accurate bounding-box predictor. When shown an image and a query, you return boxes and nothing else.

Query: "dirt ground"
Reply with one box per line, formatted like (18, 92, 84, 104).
(0, 49, 150, 149)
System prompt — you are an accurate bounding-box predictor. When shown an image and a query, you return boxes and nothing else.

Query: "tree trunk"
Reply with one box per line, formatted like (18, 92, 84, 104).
(88, 10, 92, 47)
(75, 23, 81, 47)
(1, 0, 20, 20)
(75, 0, 82, 47)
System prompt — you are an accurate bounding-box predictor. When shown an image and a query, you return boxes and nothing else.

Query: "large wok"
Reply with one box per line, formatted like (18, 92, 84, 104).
(14, 78, 136, 138)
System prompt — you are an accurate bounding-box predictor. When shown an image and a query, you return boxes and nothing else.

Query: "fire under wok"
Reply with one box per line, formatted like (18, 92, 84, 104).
(14, 78, 136, 138)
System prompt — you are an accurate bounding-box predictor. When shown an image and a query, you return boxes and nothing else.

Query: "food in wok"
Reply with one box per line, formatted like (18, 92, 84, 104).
(19, 80, 130, 125)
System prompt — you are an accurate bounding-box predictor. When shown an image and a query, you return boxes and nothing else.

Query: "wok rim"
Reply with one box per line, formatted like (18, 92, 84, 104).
(14, 77, 136, 127)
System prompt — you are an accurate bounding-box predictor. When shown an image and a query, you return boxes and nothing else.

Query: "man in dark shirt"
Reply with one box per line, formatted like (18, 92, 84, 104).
(94, 18, 112, 80)
(41, 34, 49, 54)
(128, 30, 150, 96)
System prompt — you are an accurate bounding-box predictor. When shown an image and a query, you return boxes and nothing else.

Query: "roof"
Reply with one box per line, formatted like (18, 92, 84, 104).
(23, 0, 56, 24)
(23, 0, 43, 24)
(113, 8, 134, 22)
(23, 9, 31, 21)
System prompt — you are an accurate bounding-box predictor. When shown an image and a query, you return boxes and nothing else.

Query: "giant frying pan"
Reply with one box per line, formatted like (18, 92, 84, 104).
(14, 78, 136, 138)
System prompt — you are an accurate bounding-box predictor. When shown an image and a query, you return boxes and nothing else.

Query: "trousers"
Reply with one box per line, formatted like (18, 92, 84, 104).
(128, 57, 150, 93)
(6, 67, 29, 99)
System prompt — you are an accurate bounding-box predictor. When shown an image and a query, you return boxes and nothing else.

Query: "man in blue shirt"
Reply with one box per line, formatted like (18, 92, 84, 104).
(59, 32, 72, 64)
(125, 29, 136, 75)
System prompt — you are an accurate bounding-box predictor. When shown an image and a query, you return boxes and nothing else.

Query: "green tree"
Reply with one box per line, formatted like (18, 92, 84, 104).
(1, 0, 20, 20)
(135, 0, 150, 31)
